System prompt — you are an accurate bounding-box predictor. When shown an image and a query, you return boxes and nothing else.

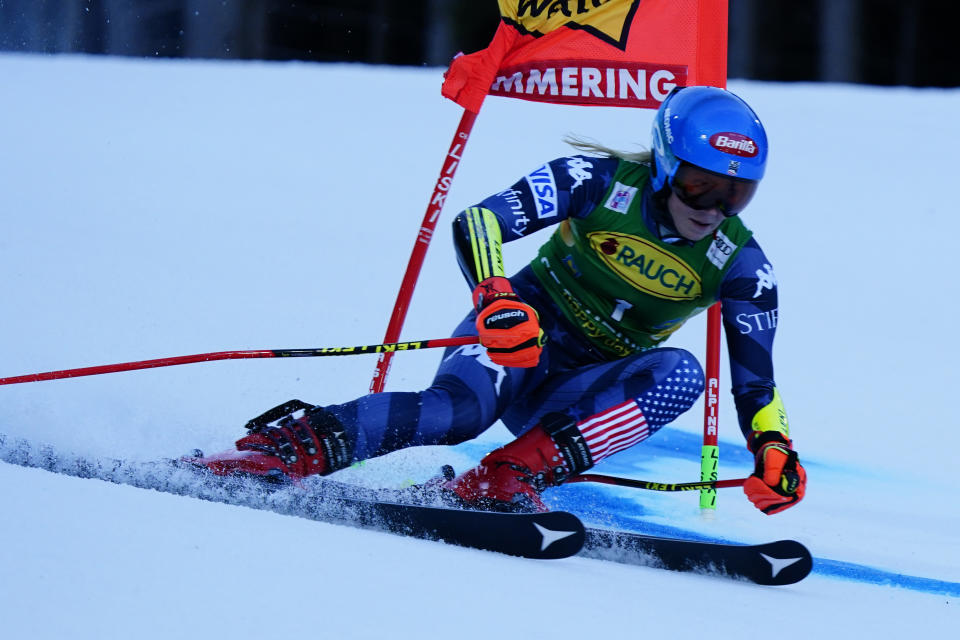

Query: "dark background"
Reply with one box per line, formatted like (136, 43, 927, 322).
(1, 0, 957, 87)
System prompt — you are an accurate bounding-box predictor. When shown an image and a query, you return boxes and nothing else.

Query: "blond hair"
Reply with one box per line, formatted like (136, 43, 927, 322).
(563, 134, 652, 164)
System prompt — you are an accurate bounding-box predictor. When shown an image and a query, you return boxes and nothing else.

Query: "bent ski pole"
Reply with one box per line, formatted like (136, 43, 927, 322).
(566, 473, 747, 492)
(0, 336, 480, 386)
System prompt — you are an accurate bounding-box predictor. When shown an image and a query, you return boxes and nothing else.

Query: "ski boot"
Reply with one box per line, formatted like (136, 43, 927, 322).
(187, 400, 353, 481)
(443, 412, 593, 513)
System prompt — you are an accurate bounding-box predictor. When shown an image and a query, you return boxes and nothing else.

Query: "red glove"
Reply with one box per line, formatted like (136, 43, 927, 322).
(473, 277, 545, 368)
(743, 432, 807, 515)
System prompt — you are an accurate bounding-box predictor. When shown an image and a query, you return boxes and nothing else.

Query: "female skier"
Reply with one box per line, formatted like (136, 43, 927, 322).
(197, 86, 806, 516)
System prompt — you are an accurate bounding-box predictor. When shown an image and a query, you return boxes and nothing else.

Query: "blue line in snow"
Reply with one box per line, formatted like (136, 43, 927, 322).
(810, 558, 960, 597)
(556, 485, 960, 596)
(453, 434, 960, 597)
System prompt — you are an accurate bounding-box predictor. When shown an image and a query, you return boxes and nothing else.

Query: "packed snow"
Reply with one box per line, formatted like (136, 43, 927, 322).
(0, 53, 957, 638)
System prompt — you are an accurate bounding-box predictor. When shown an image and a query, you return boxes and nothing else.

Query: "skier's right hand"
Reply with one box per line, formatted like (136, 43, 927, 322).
(472, 276, 545, 368)
(743, 432, 807, 515)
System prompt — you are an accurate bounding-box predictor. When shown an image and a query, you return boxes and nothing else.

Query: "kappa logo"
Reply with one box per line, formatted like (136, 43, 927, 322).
(753, 263, 777, 298)
(505, 0, 642, 50)
(444, 343, 506, 392)
(567, 157, 593, 190)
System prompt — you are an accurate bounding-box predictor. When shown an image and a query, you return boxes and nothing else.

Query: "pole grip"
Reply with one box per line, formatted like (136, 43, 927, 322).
(699, 444, 719, 509)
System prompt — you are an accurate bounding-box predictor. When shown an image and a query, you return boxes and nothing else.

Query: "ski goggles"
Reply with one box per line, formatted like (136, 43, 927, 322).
(670, 163, 759, 217)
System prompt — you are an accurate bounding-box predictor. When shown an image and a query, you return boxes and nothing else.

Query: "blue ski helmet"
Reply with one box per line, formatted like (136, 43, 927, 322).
(650, 86, 768, 193)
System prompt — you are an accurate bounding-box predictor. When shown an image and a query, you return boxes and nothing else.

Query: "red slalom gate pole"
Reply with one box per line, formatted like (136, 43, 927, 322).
(370, 109, 479, 394)
(0, 336, 479, 386)
(700, 302, 723, 512)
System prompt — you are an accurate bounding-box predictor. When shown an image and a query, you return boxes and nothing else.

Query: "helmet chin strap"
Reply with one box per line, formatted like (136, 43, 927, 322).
(650, 184, 690, 245)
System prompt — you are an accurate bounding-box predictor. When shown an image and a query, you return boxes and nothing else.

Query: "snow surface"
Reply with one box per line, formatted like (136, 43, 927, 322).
(1, 53, 958, 638)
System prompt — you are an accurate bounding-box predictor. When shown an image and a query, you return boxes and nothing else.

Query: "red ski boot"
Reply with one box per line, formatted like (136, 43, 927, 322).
(443, 412, 593, 512)
(188, 400, 353, 481)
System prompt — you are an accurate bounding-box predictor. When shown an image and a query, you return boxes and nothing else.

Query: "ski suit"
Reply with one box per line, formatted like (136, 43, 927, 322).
(323, 155, 786, 466)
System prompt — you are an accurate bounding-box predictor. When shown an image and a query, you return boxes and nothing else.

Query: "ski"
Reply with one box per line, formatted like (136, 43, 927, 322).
(176, 451, 587, 559)
(580, 528, 812, 585)
(0, 433, 809, 579)
(252, 468, 590, 559)
(0, 434, 584, 560)
(300, 495, 586, 560)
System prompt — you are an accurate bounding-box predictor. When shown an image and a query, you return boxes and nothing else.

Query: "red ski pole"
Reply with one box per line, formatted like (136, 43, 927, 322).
(0, 336, 479, 386)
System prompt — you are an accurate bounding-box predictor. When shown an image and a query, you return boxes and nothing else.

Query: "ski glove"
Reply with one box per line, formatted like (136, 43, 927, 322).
(473, 276, 546, 368)
(743, 432, 807, 515)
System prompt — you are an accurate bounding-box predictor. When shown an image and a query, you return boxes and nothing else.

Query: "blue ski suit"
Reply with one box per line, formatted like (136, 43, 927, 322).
(323, 155, 786, 465)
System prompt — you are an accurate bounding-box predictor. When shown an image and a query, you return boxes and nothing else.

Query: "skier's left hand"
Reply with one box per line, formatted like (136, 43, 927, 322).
(743, 432, 806, 515)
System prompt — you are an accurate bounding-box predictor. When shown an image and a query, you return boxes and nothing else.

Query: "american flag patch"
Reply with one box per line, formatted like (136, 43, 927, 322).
(578, 400, 649, 463)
